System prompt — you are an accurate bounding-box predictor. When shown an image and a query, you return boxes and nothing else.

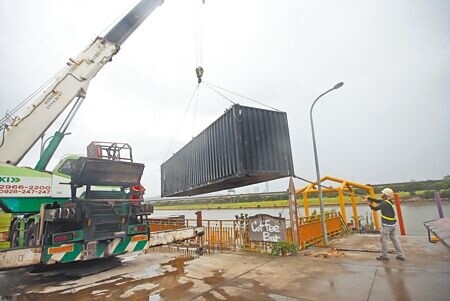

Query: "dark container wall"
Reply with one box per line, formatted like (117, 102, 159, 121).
(161, 104, 294, 197)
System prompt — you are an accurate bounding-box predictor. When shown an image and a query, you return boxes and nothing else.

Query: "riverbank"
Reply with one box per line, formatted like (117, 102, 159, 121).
(153, 197, 443, 211)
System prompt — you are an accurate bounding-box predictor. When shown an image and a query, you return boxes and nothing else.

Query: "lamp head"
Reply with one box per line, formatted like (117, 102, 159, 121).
(333, 82, 344, 90)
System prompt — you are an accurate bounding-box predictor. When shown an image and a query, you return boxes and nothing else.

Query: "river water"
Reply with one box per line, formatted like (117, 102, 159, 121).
(154, 201, 450, 236)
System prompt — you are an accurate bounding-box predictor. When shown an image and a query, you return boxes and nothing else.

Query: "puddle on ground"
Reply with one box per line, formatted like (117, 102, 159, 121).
(12, 255, 197, 301)
(29, 257, 123, 279)
(202, 269, 225, 286)
(198, 277, 278, 301)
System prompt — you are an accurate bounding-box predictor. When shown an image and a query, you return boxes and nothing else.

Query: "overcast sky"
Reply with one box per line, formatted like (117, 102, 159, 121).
(1, 0, 449, 197)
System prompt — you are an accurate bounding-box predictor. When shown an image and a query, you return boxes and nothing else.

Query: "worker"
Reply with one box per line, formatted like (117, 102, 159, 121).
(365, 188, 405, 261)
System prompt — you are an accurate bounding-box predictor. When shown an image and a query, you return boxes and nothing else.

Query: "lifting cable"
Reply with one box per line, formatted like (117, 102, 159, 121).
(192, 0, 205, 135)
(192, 1, 278, 112)
(1, 3, 136, 133)
(205, 81, 281, 112)
(0, 68, 66, 126)
(203, 82, 236, 106)
(203, 81, 285, 113)
(192, 83, 201, 138)
(194, 0, 205, 83)
(162, 84, 200, 162)
(162, 1, 206, 161)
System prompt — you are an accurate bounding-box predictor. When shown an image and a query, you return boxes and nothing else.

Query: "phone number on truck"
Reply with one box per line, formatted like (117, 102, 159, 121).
(0, 185, 51, 195)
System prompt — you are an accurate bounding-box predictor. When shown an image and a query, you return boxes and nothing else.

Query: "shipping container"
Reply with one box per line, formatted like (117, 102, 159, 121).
(161, 104, 294, 197)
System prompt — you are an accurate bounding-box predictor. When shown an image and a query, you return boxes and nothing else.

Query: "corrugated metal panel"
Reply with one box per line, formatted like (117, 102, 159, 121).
(161, 104, 294, 197)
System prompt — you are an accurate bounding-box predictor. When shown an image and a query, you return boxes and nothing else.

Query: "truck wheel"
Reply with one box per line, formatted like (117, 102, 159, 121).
(9, 219, 20, 247)
(25, 222, 39, 247)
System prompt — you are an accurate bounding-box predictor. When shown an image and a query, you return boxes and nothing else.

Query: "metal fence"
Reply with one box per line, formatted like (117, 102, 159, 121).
(0, 212, 346, 254)
(148, 212, 346, 254)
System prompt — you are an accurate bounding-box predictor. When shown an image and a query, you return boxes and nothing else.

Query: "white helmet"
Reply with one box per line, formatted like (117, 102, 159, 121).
(381, 188, 394, 197)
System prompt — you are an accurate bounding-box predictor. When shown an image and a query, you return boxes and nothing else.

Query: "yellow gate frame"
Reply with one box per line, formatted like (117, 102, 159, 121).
(296, 176, 380, 230)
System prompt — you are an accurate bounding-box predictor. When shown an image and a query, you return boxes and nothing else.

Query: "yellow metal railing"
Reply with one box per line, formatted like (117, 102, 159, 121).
(148, 217, 187, 232)
(146, 213, 346, 253)
(296, 176, 381, 230)
(1, 212, 347, 253)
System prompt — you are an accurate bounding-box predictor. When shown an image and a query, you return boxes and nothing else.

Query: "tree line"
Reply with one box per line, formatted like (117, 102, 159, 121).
(153, 178, 450, 206)
(371, 179, 450, 199)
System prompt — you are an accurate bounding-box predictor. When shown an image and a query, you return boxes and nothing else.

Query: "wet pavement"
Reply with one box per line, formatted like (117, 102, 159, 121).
(0, 234, 449, 300)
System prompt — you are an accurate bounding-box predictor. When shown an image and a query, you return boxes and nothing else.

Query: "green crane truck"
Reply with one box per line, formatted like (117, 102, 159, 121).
(0, 0, 204, 269)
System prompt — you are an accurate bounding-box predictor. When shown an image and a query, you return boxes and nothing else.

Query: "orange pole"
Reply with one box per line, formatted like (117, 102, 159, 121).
(393, 193, 406, 235)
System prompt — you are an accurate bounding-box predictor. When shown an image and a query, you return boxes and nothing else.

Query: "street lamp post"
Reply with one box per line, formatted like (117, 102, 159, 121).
(310, 82, 344, 245)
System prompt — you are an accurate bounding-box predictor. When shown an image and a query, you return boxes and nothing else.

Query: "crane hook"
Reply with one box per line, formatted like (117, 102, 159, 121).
(196, 66, 204, 83)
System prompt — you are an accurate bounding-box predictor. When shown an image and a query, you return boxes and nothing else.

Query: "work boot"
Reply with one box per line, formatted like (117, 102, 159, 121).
(396, 255, 405, 261)
(376, 256, 389, 261)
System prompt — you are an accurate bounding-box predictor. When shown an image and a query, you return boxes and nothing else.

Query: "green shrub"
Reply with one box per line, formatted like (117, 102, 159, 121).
(270, 241, 298, 256)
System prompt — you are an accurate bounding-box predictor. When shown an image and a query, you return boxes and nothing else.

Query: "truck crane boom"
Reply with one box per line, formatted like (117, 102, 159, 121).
(0, 0, 163, 166)
(0, 0, 205, 271)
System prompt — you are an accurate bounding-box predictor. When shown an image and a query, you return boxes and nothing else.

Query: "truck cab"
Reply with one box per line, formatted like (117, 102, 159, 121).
(0, 156, 75, 214)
